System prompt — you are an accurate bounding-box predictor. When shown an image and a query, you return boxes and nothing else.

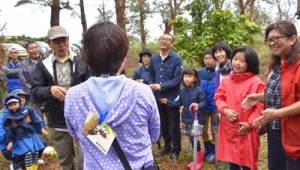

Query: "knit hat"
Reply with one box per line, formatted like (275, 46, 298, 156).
(139, 48, 152, 63)
(47, 26, 69, 40)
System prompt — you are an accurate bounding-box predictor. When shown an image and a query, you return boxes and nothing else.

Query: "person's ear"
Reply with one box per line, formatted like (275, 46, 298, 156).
(290, 35, 297, 46)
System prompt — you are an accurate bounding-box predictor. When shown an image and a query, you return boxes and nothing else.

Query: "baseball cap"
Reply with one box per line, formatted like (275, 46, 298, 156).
(6, 98, 19, 105)
(47, 26, 69, 40)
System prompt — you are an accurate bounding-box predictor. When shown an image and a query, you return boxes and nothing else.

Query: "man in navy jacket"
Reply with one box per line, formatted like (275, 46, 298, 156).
(149, 33, 183, 161)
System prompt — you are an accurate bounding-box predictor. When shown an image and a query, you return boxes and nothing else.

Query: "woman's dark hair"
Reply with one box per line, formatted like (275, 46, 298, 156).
(182, 67, 199, 86)
(265, 20, 300, 70)
(211, 41, 232, 60)
(232, 46, 259, 75)
(82, 21, 129, 76)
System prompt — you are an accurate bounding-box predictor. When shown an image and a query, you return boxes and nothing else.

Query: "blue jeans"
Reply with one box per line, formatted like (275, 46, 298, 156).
(268, 125, 300, 170)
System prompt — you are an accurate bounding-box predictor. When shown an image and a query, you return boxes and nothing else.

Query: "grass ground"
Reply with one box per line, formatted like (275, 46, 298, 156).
(0, 134, 268, 170)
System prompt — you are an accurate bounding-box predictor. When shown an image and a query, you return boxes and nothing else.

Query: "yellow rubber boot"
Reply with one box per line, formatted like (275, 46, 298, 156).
(26, 166, 33, 170)
(32, 164, 39, 170)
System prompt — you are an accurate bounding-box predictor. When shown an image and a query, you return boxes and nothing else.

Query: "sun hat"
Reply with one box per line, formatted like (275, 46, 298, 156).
(139, 48, 152, 63)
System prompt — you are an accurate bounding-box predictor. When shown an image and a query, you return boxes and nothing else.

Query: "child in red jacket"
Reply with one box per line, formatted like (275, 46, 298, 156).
(214, 46, 264, 170)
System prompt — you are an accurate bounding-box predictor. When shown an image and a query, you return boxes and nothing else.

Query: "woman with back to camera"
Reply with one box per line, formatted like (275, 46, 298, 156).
(64, 21, 160, 170)
(242, 20, 300, 170)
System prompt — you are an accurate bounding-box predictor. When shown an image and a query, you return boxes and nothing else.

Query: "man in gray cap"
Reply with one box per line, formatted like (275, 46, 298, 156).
(31, 26, 90, 170)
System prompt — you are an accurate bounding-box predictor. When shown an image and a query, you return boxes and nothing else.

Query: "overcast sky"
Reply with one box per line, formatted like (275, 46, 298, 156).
(0, 0, 163, 43)
(1, 0, 300, 44)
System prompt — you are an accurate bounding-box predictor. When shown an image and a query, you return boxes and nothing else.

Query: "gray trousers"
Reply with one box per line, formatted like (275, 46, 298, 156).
(49, 128, 83, 170)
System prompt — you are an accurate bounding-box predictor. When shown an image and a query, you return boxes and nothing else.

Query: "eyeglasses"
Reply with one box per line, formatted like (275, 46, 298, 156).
(203, 58, 214, 61)
(265, 36, 286, 44)
(10, 51, 18, 54)
(159, 37, 173, 42)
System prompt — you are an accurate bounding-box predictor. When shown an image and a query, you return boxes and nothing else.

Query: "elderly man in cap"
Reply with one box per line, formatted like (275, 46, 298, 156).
(31, 26, 90, 170)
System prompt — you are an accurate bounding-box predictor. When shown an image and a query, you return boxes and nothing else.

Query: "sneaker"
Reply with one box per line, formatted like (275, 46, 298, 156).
(38, 159, 45, 164)
(167, 153, 179, 162)
(154, 149, 171, 157)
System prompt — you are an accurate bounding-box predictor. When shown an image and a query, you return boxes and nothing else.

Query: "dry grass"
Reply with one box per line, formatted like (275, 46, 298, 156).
(153, 135, 268, 170)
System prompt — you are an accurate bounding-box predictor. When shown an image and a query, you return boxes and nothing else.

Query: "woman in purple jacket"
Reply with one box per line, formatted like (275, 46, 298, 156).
(64, 21, 160, 170)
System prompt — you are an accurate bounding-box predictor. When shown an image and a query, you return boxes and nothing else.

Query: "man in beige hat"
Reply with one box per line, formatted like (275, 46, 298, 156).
(31, 26, 90, 170)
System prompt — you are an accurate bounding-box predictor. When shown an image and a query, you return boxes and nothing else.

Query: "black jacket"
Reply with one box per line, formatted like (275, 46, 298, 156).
(31, 54, 90, 128)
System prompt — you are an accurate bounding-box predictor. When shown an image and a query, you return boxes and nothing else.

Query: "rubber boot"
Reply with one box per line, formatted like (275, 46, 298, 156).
(32, 164, 39, 170)
(206, 143, 215, 162)
(203, 141, 211, 159)
(187, 150, 204, 170)
(26, 166, 33, 170)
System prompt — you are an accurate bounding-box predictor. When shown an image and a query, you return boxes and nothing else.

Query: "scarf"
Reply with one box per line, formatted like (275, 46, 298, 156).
(218, 60, 232, 75)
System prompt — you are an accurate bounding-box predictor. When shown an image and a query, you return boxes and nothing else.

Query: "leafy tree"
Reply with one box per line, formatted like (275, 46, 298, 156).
(97, 0, 113, 22)
(155, 0, 185, 35)
(173, 8, 261, 67)
(15, 0, 73, 27)
(128, 0, 152, 49)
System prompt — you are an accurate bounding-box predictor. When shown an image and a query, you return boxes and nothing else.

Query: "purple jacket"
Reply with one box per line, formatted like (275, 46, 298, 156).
(64, 75, 160, 170)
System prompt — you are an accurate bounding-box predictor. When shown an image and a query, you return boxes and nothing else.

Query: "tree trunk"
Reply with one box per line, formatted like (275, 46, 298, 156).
(80, 0, 87, 38)
(50, 0, 61, 26)
(248, 0, 255, 21)
(115, 0, 126, 31)
(239, 0, 245, 15)
(140, 8, 146, 49)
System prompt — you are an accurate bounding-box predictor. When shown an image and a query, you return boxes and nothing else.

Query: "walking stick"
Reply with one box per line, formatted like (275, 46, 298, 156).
(189, 104, 201, 170)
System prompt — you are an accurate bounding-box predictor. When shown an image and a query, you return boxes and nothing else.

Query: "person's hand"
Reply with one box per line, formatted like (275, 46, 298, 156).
(51, 86, 68, 101)
(160, 98, 167, 104)
(150, 84, 161, 91)
(224, 109, 238, 122)
(7, 142, 12, 150)
(254, 108, 279, 128)
(237, 122, 251, 136)
(192, 103, 199, 110)
(242, 93, 260, 109)
(41, 128, 48, 136)
(23, 115, 31, 124)
(11, 121, 18, 129)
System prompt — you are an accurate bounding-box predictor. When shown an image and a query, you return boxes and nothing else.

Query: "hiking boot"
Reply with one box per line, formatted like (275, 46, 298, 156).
(167, 152, 179, 162)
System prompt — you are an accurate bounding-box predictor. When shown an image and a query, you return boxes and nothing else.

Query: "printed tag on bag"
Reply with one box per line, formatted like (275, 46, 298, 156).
(82, 111, 116, 155)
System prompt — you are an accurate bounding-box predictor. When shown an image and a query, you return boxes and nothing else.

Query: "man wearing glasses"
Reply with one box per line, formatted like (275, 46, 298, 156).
(31, 26, 90, 170)
(149, 33, 183, 162)
(3, 48, 23, 92)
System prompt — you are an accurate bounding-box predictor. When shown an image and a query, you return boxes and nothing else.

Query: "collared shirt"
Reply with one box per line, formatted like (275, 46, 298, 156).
(148, 50, 183, 101)
(265, 65, 282, 130)
(52, 54, 74, 88)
